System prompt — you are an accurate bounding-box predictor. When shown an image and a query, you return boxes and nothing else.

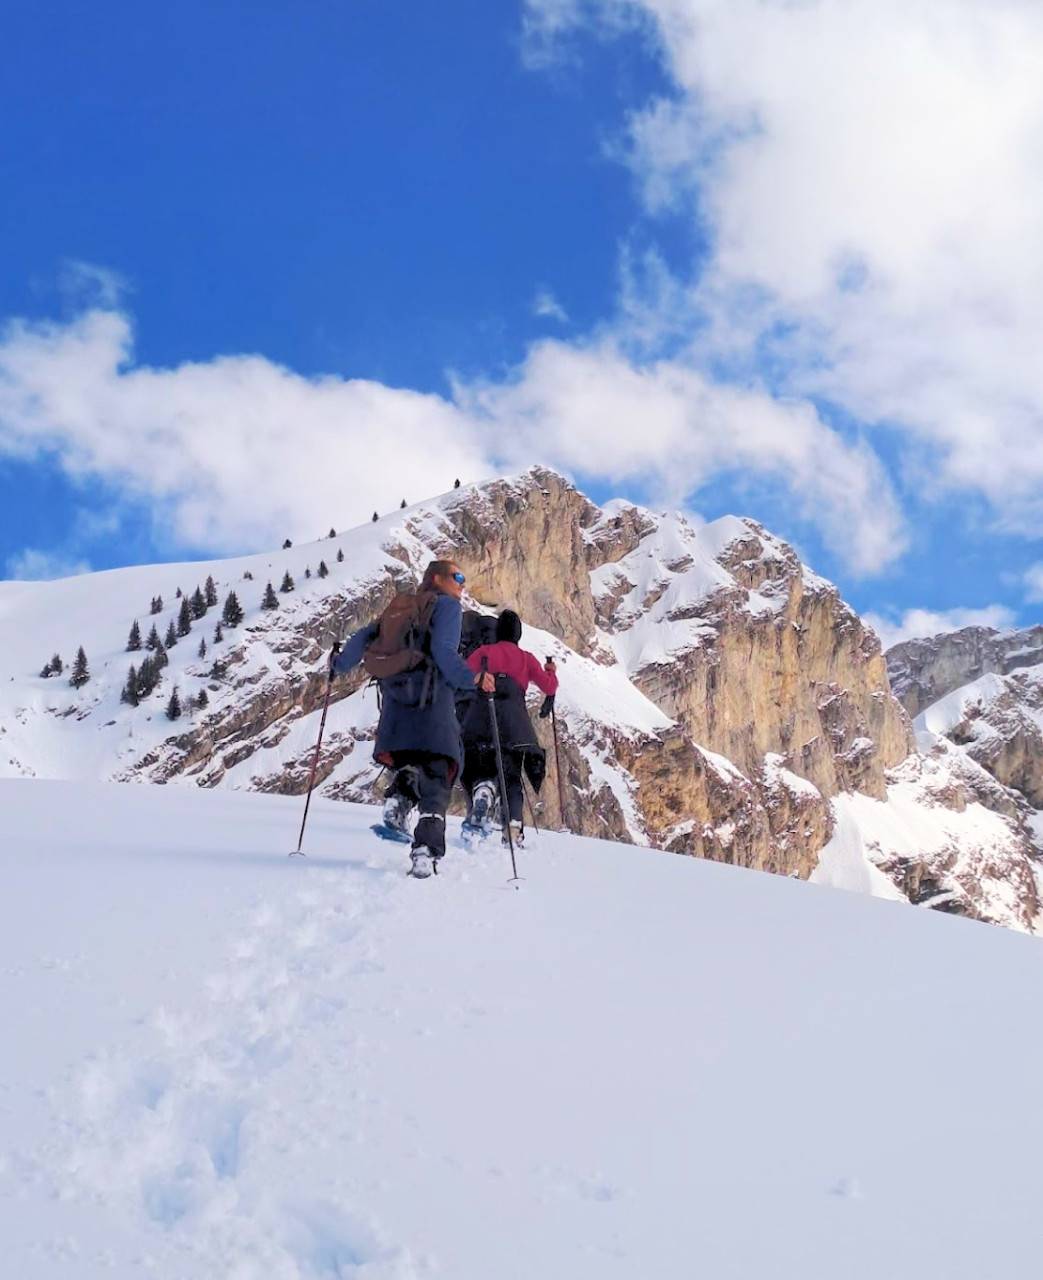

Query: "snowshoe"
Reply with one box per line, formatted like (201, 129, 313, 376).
(371, 822, 413, 845)
(502, 820, 524, 848)
(409, 847, 437, 878)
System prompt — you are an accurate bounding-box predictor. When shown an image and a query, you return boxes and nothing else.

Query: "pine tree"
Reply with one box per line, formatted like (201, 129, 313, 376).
(305, 566, 311, 579)
(177, 597, 192, 636)
(165, 619, 178, 648)
(213, 620, 224, 643)
(198, 637, 207, 659)
(121, 665, 139, 706)
(196, 688, 209, 711)
(127, 620, 142, 651)
(372, 511, 379, 522)
(261, 581, 279, 610)
(317, 560, 329, 578)
(204, 575, 218, 607)
(336, 548, 344, 563)
(136, 654, 158, 698)
(154, 640, 169, 671)
(243, 570, 253, 580)
(150, 595, 163, 615)
(283, 538, 292, 549)
(328, 527, 336, 538)
(166, 688, 181, 721)
(221, 591, 243, 627)
(41, 653, 62, 678)
(400, 498, 407, 508)
(190, 586, 207, 619)
(175, 587, 182, 598)
(69, 647, 90, 689)
(454, 478, 460, 488)
(146, 623, 160, 650)
(280, 570, 295, 593)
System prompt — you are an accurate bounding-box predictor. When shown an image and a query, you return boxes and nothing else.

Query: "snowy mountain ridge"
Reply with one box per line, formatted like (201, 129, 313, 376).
(1, 466, 1040, 931)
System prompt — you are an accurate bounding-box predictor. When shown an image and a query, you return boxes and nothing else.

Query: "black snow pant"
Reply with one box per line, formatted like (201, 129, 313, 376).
(462, 745, 526, 826)
(385, 751, 455, 859)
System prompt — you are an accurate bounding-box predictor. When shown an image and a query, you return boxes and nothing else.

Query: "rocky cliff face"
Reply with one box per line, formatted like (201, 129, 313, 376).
(2, 468, 1038, 933)
(888, 627, 1043, 816)
(888, 625, 1043, 719)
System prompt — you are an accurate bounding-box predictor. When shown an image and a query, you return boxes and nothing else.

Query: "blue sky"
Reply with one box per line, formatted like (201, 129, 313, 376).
(1, 0, 1041, 646)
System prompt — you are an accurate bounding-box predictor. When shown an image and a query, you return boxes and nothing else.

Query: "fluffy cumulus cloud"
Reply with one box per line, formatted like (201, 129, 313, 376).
(863, 605, 1018, 652)
(526, 0, 1043, 531)
(0, 308, 488, 554)
(0, 301, 905, 573)
(460, 337, 904, 574)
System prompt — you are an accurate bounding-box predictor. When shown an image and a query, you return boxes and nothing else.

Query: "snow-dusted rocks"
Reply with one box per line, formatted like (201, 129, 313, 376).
(0, 467, 1038, 931)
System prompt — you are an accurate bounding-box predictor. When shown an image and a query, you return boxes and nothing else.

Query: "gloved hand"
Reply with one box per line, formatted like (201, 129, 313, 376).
(538, 693, 555, 719)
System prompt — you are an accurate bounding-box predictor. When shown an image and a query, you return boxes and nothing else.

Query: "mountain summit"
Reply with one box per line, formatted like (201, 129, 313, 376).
(2, 467, 1038, 930)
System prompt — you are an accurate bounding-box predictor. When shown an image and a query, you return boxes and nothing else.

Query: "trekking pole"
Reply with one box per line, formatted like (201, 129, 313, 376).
(550, 702, 567, 831)
(292, 644, 339, 857)
(482, 662, 520, 883)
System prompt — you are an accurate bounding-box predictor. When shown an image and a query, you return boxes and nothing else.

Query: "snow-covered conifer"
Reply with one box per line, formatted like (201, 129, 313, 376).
(190, 587, 207, 619)
(280, 570, 295, 593)
(204, 575, 218, 607)
(146, 623, 160, 651)
(318, 560, 329, 578)
(166, 688, 181, 721)
(69, 647, 90, 689)
(121, 666, 139, 706)
(165, 619, 178, 648)
(221, 591, 244, 627)
(177, 598, 192, 637)
(261, 582, 279, 610)
(127, 620, 142, 651)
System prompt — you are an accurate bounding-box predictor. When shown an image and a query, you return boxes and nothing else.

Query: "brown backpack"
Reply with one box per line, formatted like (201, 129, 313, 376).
(362, 591, 439, 679)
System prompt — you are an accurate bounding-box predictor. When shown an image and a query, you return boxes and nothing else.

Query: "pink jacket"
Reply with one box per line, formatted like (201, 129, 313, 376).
(466, 641, 559, 696)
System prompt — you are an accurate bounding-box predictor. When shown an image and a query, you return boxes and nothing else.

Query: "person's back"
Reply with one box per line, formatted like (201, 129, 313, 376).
(329, 559, 494, 877)
(460, 610, 558, 840)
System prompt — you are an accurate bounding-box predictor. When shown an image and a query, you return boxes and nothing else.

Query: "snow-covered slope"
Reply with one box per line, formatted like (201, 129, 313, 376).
(4, 778, 1043, 1279)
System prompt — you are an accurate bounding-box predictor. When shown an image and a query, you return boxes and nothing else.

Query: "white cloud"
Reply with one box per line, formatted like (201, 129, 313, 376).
(1024, 564, 1043, 604)
(0, 303, 908, 573)
(533, 288, 569, 323)
(526, 0, 1043, 533)
(0, 309, 489, 553)
(5, 548, 92, 581)
(864, 605, 1018, 652)
(459, 336, 906, 574)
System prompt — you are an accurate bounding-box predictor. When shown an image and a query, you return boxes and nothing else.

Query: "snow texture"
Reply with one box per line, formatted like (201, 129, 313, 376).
(4, 779, 1043, 1278)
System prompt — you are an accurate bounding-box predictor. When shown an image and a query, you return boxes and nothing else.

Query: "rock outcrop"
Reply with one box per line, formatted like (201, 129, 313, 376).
(3, 467, 1038, 933)
(887, 625, 1043, 719)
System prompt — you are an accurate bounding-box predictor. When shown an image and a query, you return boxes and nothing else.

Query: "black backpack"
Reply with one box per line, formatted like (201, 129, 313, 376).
(459, 609, 497, 660)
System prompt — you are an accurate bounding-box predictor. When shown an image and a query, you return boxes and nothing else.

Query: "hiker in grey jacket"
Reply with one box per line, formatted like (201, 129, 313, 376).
(331, 558, 493, 876)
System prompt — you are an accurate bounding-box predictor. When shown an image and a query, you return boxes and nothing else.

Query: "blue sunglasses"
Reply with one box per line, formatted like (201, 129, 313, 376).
(451, 572, 466, 584)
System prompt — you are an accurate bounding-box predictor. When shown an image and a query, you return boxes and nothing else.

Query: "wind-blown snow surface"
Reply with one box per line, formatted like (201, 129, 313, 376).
(4, 781, 1043, 1278)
